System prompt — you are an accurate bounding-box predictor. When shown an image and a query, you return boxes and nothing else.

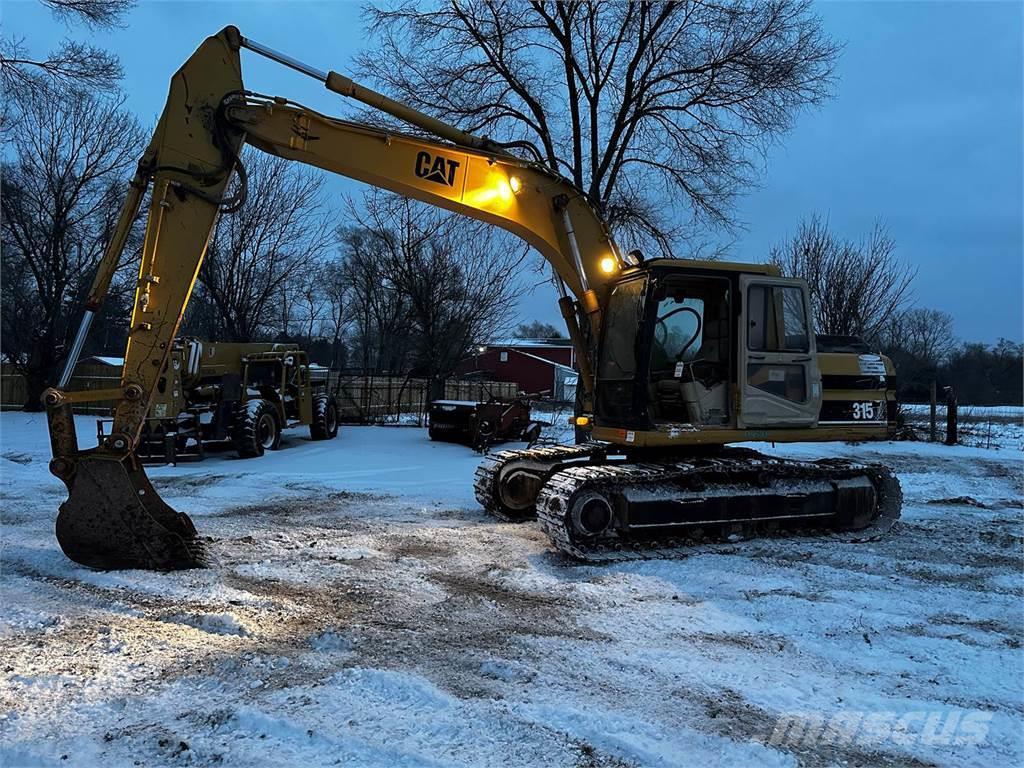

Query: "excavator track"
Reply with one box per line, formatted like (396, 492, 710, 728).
(474, 443, 602, 521)
(533, 455, 901, 563)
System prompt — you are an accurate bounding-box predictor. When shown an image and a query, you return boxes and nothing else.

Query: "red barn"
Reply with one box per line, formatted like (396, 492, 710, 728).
(454, 339, 577, 401)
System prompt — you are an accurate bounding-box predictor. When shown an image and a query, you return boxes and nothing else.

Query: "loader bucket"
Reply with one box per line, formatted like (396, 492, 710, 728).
(53, 453, 205, 571)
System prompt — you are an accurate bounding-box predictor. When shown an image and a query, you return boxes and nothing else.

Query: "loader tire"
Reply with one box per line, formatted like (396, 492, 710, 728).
(310, 394, 339, 440)
(233, 399, 281, 458)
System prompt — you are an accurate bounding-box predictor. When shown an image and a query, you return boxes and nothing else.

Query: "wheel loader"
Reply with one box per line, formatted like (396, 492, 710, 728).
(42, 27, 901, 571)
(96, 338, 339, 463)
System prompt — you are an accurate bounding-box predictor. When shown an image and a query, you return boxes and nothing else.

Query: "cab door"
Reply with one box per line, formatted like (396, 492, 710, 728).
(738, 275, 822, 428)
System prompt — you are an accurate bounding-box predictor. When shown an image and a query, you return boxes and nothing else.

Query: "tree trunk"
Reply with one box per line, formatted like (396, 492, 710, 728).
(22, 336, 57, 411)
(427, 375, 445, 402)
(23, 369, 50, 412)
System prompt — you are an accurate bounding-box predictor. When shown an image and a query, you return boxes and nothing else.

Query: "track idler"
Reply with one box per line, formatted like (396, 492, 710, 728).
(46, 398, 204, 571)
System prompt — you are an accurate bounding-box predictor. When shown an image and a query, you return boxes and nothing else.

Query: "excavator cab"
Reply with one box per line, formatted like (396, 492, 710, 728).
(479, 262, 898, 560)
(592, 261, 822, 438)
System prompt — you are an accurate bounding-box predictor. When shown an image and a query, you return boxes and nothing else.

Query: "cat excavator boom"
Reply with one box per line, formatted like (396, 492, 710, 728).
(45, 27, 899, 571)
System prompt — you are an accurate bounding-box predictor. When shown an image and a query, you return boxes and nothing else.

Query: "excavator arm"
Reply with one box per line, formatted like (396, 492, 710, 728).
(44, 26, 622, 570)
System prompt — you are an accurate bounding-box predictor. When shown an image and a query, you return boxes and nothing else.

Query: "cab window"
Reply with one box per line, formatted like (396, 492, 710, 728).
(598, 278, 646, 380)
(651, 297, 704, 371)
(748, 285, 809, 352)
(596, 276, 647, 424)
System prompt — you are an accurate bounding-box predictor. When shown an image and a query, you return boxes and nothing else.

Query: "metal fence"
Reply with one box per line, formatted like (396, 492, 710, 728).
(1, 363, 518, 423)
(900, 402, 1023, 450)
(328, 374, 517, 424)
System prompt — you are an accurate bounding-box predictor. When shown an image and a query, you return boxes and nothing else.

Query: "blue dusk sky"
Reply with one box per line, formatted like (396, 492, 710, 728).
(3, 0, 1021, 343)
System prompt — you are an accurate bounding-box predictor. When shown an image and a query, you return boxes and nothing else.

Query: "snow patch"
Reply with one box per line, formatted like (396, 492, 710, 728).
(309, 630, 354, 653)
(161, 611, 250, 637)
(479, 659, 536, 683)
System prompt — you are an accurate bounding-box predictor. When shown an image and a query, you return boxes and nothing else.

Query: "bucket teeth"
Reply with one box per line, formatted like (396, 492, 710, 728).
(53, 453, 205, 571)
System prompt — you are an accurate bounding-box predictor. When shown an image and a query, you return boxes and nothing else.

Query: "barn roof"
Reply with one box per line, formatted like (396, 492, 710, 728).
(512, 350, 576, 373)
(490, 338, 572, 349)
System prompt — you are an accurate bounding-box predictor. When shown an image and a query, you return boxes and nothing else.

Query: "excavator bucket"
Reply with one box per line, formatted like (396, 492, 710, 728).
(54, 455, 204, 571)
(48, 402, 204, 571)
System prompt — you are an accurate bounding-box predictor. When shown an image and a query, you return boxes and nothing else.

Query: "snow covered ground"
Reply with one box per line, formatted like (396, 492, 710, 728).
(1, 412, 1022, 767)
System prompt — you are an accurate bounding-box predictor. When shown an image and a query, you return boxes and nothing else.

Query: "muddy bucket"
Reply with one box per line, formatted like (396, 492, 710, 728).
(52, 453, 205, 571)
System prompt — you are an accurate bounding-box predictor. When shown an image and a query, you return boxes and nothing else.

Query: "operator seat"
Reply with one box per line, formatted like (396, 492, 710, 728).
(649, 289, 730, 426)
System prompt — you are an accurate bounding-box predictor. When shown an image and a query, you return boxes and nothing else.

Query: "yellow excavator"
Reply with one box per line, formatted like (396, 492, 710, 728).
(44, 27, 900, 570)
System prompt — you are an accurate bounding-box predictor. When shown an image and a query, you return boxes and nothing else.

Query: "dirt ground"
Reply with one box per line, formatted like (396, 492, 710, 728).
(2, 418, 1022, 767)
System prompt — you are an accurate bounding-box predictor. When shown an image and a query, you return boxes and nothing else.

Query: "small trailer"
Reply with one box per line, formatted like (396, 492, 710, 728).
(428, 395, 543, 451)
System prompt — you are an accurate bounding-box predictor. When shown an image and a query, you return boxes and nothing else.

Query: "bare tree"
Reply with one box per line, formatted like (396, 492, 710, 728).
(1, 0, 133, 124)
(341, 190, 527, 394)
(317, 260, 350, 369)
(890, 308, 956, 366)
(292, 266, 333, 342)
(361, 0, 839, 252)
(515, 320, 565, 339)
(189, 150, 333, 342)
(770, 215, 916, 340)
(1, 89, 146, 408)
(875, 307, 956, 397)
(41, 0, 132, 25)
(337, 226, 414, 374)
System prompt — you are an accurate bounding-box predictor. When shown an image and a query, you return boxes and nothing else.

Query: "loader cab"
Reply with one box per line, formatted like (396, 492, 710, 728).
(242, 350, 313, 426)
(594, 261, 822, 435)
